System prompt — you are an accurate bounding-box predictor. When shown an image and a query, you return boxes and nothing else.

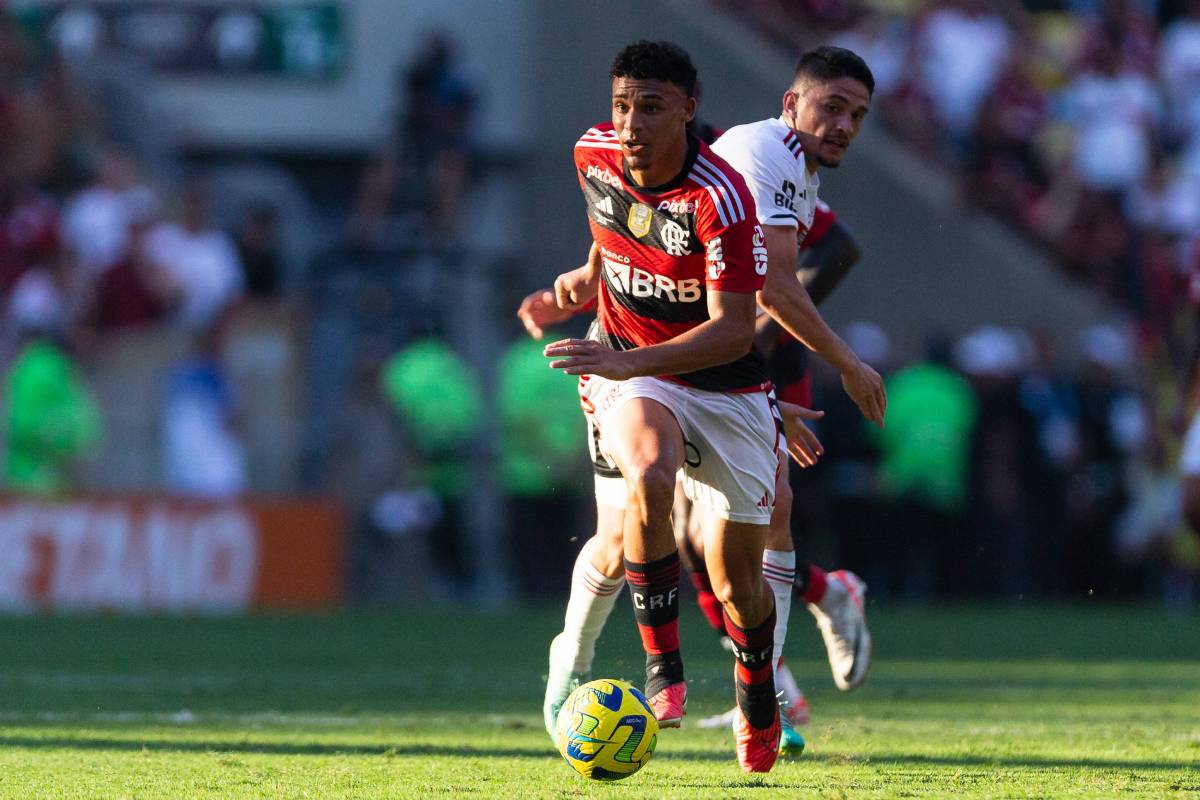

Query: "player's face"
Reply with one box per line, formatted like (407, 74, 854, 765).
(784, 76, 871, 169)
(611, 77, 696, 178)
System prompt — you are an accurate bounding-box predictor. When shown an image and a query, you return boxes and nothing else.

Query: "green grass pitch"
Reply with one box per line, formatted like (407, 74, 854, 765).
(0, 605, 1196, 798)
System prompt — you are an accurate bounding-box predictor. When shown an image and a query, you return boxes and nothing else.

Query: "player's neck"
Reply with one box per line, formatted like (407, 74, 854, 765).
(626, 135, 690, 189)
(804, 152, 819, 175)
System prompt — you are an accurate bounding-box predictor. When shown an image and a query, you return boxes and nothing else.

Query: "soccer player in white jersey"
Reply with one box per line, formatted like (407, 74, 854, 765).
(529, 46, 883, 753)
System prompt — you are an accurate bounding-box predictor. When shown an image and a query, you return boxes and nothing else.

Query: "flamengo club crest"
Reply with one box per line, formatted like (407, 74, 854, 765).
(627, 203, 653, 238)
(661, 220, 690, 256)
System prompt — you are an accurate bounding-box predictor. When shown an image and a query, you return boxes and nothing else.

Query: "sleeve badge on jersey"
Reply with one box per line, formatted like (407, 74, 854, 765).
(627, 203, 653, 238)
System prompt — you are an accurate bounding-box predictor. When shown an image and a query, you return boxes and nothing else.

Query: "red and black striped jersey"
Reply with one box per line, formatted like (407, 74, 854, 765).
(574, 123, 767, 393)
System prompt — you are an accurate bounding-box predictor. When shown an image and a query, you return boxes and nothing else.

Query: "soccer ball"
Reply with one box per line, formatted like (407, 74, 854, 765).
(554, 678, 658, 781)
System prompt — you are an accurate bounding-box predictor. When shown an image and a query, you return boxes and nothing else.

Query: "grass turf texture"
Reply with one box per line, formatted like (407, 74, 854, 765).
(0, 606, 1196, 798)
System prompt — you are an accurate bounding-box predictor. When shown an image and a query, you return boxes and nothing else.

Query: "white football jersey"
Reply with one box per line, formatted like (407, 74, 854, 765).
(711, 116, 820, 237)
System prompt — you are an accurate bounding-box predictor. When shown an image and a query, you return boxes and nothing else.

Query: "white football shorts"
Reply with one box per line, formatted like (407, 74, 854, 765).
(579, 374, 779, 524)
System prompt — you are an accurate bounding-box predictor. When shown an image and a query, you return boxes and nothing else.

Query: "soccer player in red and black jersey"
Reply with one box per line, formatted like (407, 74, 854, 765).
(542, 40, 785, 772)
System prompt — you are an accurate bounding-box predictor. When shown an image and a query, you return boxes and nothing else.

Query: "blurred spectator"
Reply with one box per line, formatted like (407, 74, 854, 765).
(1125, 155, 1200, 237)
(499, 333, 590, 597)
(60, 148, 155, 275)
(2, 298, 101, 496)
(958, 327, 1046, 598)
(381, 337, 483, 592)
(160, 325, 247, 498)
(399, 32, 476, 233)
(874, 336, 978, 598)
(348, 33, 477, 245)
(1065, 325, 1150, 595)
(0, 179, 60, 298)
(1160, 0, 1200, 144)
(1076, 0, 1159, 75)
(144, 178, 244, 331)
(916, 0, 1013, 150)
(1057, 36, 1161, 192)
(87, 193, 178, 331)
(235, 202, 283, 300)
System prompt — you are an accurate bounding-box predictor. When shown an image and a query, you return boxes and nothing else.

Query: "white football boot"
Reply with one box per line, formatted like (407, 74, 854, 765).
(542, 633, 588, 740)
(808, 570, 871, 691)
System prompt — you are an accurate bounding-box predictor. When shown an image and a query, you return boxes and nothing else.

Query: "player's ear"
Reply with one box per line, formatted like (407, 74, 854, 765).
(782, 89, 799, 117)
(683, 96, 697, 122)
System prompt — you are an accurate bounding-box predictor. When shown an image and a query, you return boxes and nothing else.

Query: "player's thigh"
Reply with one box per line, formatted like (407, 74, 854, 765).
(601, 395, 686, 490)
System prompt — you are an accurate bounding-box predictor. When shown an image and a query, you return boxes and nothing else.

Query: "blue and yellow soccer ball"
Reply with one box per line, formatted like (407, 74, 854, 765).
(554, 678, 658, 781)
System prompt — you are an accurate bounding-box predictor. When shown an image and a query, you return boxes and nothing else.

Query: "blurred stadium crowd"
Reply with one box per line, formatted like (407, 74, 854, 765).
(730, 0, 1200, 374)
(0, 5, 1196, 605)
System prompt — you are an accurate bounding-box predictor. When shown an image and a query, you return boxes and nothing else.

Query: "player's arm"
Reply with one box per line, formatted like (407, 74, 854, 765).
(755, 219, 861, 353)
(553, 241, 601, 310)
(757, 224, 886, 426)
(517, 243, 600, 339)
(544, 288, 757, 379)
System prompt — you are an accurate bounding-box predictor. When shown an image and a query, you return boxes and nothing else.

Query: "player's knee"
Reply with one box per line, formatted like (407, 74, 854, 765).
(626, 463, 676, 517)
(594, 530, 626, 577)
(713, 575, 758, 612)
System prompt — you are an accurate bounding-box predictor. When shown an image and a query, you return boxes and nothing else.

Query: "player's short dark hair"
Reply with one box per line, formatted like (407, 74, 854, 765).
(610, 40, 698, 97)
(793, 45, 874, 95)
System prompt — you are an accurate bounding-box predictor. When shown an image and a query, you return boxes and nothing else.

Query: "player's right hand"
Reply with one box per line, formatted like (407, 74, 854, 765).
(778, 401, 825, 468)
(554, 264, 599, 311)
(517, 288, 572, 340)
(842, 359, 886, 428)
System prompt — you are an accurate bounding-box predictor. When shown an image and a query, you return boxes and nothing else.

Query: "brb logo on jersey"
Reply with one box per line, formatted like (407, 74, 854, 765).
(604, 257, 701, 303)
(660, 220, 690, 256)
(752, 225, 768, 275)
(706, 237, 726, 280)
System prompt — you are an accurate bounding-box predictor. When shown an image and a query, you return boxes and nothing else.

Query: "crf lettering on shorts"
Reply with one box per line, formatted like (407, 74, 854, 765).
(632, 587, 679, 610)
(604, 258, 701, 303)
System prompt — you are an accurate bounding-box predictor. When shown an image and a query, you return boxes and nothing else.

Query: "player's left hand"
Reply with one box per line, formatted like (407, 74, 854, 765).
(842, 359, 887, 428)
(544, 338, 637, 380)
(517, 288, 573, 340)
(777, 401, 825, 467)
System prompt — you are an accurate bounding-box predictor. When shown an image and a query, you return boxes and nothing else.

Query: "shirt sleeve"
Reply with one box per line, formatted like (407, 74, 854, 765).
(712, 130, 805, 231)
(695, 180, 768, 295)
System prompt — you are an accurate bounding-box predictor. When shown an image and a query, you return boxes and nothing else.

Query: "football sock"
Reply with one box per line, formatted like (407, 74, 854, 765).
(625, 552, 684, 698)
(724, 605, 777, 730)
(776, 657, 803, 708)
(562, 543, 626, 673)
(688, 566, 727, 635)
(798, 563, 828, 605)
(762, 550, 795, 675)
